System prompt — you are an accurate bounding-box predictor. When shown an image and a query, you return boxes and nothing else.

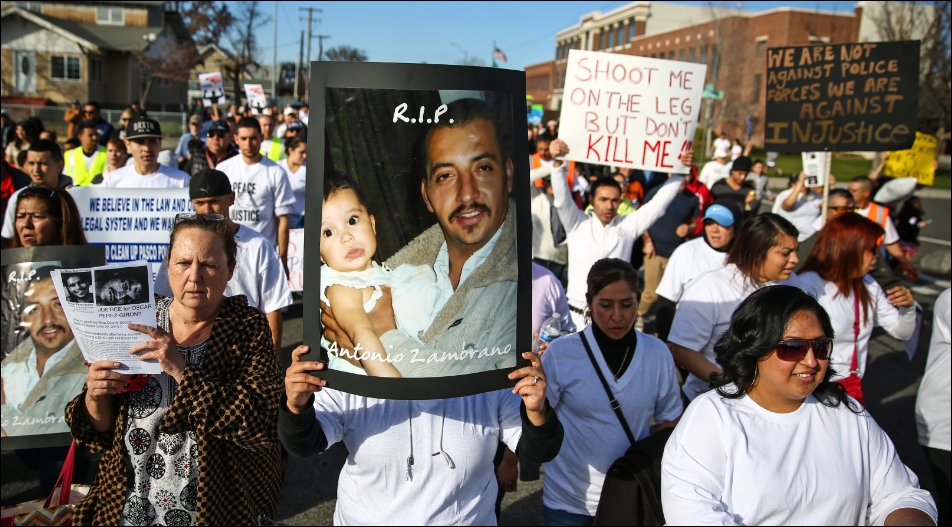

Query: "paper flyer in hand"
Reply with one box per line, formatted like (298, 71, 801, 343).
(51, 260, 161, 374)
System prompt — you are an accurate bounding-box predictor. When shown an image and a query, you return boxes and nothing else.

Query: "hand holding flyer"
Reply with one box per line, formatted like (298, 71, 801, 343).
(51, 260, 162, 374)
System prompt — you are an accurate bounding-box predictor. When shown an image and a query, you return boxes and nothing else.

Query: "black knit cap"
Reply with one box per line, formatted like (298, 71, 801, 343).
(189, 169, 232, 199)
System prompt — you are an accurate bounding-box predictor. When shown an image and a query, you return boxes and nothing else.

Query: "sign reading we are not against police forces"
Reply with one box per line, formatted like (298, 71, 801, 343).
(764, 40, 920, 152)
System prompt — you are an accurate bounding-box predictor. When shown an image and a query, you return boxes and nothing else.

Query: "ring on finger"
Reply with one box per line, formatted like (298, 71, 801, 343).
(533, 375, 539, 385)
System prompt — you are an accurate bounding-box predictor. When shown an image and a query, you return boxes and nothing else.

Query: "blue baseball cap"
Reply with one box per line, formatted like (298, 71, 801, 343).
(702, 204, 735, 227)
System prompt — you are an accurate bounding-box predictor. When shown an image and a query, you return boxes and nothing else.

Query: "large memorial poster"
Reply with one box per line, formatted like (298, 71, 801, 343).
(68, 187, 193, 274)
(304, 62, 531, 399)
(765, 41, 920, 152)
(1, 246, 105, 449)
(559, 50, 706, 173)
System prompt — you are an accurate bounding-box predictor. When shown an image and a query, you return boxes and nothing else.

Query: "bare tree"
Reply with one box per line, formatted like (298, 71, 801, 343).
(220, 1, 270, 105)
(324, 46, 369, 62)
(134, 38, 201, 107)
(168, 1, 235, 47)
(704, 2, 751, 150)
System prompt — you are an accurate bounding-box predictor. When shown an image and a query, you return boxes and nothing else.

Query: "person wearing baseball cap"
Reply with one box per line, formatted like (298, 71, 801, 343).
(283, 120, 306, 140)
(274, 107, 298, 138)
(710, 155, 759, 218)
(102, 117, 190, 188)
(653, 200, 741, 340)
(698, 145, 731, 189)
(183, 119, 237, 176)
(153, 169, 292, 353)
(175, 114, 207, 167)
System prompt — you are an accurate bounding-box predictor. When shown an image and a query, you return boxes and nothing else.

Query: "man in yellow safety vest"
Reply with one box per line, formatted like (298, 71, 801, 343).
(849, 175, 919, 282)
(65, 121, 107, 186)
(257, 113, 284, 162)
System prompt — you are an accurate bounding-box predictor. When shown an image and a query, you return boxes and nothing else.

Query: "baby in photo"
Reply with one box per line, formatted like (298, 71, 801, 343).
(319, 174, 439, 376)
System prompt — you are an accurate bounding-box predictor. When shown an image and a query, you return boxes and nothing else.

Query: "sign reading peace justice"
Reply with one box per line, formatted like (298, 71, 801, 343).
(764, 40, 920, 152)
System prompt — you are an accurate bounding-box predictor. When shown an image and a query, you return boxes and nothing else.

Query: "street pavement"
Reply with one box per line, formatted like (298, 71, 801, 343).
(2, 190, 949, 525)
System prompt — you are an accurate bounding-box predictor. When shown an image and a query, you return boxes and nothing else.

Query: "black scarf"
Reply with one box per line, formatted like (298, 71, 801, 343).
(591, 322, 638, 379)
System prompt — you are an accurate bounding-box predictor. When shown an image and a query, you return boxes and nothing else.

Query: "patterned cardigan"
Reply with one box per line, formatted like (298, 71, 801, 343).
(65, 295, 284, 525)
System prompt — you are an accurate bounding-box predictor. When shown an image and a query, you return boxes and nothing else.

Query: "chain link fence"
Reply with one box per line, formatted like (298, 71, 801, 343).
(2, 104, 187, 149)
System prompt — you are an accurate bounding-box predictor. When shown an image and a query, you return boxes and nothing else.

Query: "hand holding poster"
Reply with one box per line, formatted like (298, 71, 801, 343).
(884, 131, 938, 186)
(801, 152, 829, 187)
(244, 84, 268, 115)
(51, 261, 161, 374)
(558, 50, 706, 173)
(199, 71, 227, 107)
(764, 41, 920, 152)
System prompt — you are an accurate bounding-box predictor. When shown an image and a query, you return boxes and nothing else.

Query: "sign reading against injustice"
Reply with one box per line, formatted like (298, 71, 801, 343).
(559, 50, 707, 173)
(764, 40, 920, 152)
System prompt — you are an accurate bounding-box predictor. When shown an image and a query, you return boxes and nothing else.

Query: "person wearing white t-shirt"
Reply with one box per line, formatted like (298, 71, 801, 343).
(669, 214, 803, 402)
(916, 288, 951, 524)
(1, 140, 73, 244)
(711, 132, 731, 159)
(798, 213, 916, 406)
(547, 139, 688, 329)
(773, 171, 822, 241)
(277, 136, 307, 228)
(849, 175, 918, 282)
(102, 118, 190, 189)
(531, 262, 575, 339)
(662, 285, 937, 526)
(698, 147, 731, 189)
(153, 169, 292, 353)
(216, 117, 295, 272)
(654, 201, 738, 341)
(542, 259, 681, 524)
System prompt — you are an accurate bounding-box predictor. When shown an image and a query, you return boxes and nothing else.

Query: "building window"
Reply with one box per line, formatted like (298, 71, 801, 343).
(700, 45, 708, 65)
(756, 40, 766, 57)
(751, 74, 762, 102)
(678, 48, 686, 61)
(156, 77, 171, 87)
(15, 2, 43, 13)
(50, 55, 81, 81)
(628, 18, 635, 41)
(600, 30, 607, 50)
(90, 57, 103, 82)
(96, 6, 124, 25)
(608, 26, 615, 48)
(688, 48, 696, 62)
(667, 51, 675, 60)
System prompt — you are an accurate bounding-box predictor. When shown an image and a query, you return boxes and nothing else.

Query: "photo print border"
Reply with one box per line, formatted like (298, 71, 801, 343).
(1, 245, 106, 450)
(303, 62, 532, 400)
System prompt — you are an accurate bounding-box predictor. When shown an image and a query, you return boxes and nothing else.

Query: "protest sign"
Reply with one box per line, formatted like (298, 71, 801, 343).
(801, 152, 829, 187)
(244, 84, 268, 114)
(68, 187, 193, 274)
(1, 245, 105, 448)
(199, 71, 227, 107)
(287, 228, 304, 292)
(558, 50, 706, 173)
(884, 131, 938, 186)
(304, 62, 531, 399)
(765, 41, 920, 152)
(52, 261, 160, 375)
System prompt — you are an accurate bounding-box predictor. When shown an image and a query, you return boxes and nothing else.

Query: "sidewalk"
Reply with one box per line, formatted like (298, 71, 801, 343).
(766, 177, 951, 199)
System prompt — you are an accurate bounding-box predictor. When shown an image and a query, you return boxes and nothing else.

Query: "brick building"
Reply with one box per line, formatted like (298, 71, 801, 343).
(526, 1, 923, 147)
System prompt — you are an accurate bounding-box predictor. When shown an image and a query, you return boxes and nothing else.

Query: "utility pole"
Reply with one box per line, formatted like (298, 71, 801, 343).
(316, 34, 331, 61)
(294, 30, 303, 99)
(271, 1, 277, 104)
(299, 7, 323, 73)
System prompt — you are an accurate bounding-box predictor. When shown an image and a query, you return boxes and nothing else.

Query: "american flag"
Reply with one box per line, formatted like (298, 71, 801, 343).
(493, 47, 508, 63)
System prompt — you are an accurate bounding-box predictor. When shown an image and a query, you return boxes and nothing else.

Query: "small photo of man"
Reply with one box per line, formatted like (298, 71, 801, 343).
(62, 271, 93, 303)
(93, 265, 150, 306)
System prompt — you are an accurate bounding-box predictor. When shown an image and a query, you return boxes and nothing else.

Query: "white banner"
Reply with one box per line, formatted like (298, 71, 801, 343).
(559, 50, 707, 173)
(287, 228, 304, 292)
(68, 187, 192, 274)
(244, 84, 268, 114)
(199, 71, 227, 107)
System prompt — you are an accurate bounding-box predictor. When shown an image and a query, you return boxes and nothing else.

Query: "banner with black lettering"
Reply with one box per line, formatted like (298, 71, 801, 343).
(68, 187, 193, 273)
(765, 40, 920, 152)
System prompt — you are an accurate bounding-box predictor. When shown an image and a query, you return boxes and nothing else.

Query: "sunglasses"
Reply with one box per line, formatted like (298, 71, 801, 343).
(829, 206, 857, 213)
(174, 213, 225, 224)
(775, 338, 833, 362)
(20, 187, 57, 199)
(207, 132, 227, 139)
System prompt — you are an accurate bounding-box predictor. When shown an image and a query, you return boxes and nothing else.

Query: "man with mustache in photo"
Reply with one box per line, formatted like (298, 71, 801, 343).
(1, 267, 87, 436)
(322, 98, 518, 377)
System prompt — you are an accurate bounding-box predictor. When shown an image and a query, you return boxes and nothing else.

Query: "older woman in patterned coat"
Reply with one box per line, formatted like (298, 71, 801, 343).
(65, 215, 283, 525)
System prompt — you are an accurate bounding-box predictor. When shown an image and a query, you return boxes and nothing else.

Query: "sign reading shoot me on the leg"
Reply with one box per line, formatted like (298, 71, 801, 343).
(303, 62, 532, 400)
(558, 50, 707, 173)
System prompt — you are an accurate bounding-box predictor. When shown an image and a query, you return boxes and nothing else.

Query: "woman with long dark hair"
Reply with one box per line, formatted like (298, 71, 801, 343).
(798, 213, 915, 406)
(9, 184, 87, 247)
(662, 285, 936, 525)
(541, 258, 682, 525)
(668, 213, 801, 402)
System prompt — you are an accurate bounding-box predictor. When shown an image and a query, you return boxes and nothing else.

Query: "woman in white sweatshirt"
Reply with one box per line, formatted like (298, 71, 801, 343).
(797, 213, 916, 407)
(662, 285, 936, 526)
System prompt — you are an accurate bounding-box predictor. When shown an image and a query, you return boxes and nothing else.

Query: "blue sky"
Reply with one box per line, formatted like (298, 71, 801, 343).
(253, 1, 858, 71)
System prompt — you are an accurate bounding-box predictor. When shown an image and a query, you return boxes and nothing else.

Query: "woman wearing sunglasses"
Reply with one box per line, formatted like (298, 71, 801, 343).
(668, 213, 801, 402)
(662, 285, 937, 526)
(798, 213, 916, 406)
(9, 185, 87, 248)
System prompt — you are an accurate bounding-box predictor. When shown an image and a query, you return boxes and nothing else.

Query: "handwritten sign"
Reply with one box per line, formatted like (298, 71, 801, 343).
(558, 50, 706, 173)
(199, 71, 227, 107)
(884, 131, 937, 186)
(765, 41, 920, 152)
(244, 84, 267, 114)
(287, 228, 304, 292)
(68, 187, 193, 274)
